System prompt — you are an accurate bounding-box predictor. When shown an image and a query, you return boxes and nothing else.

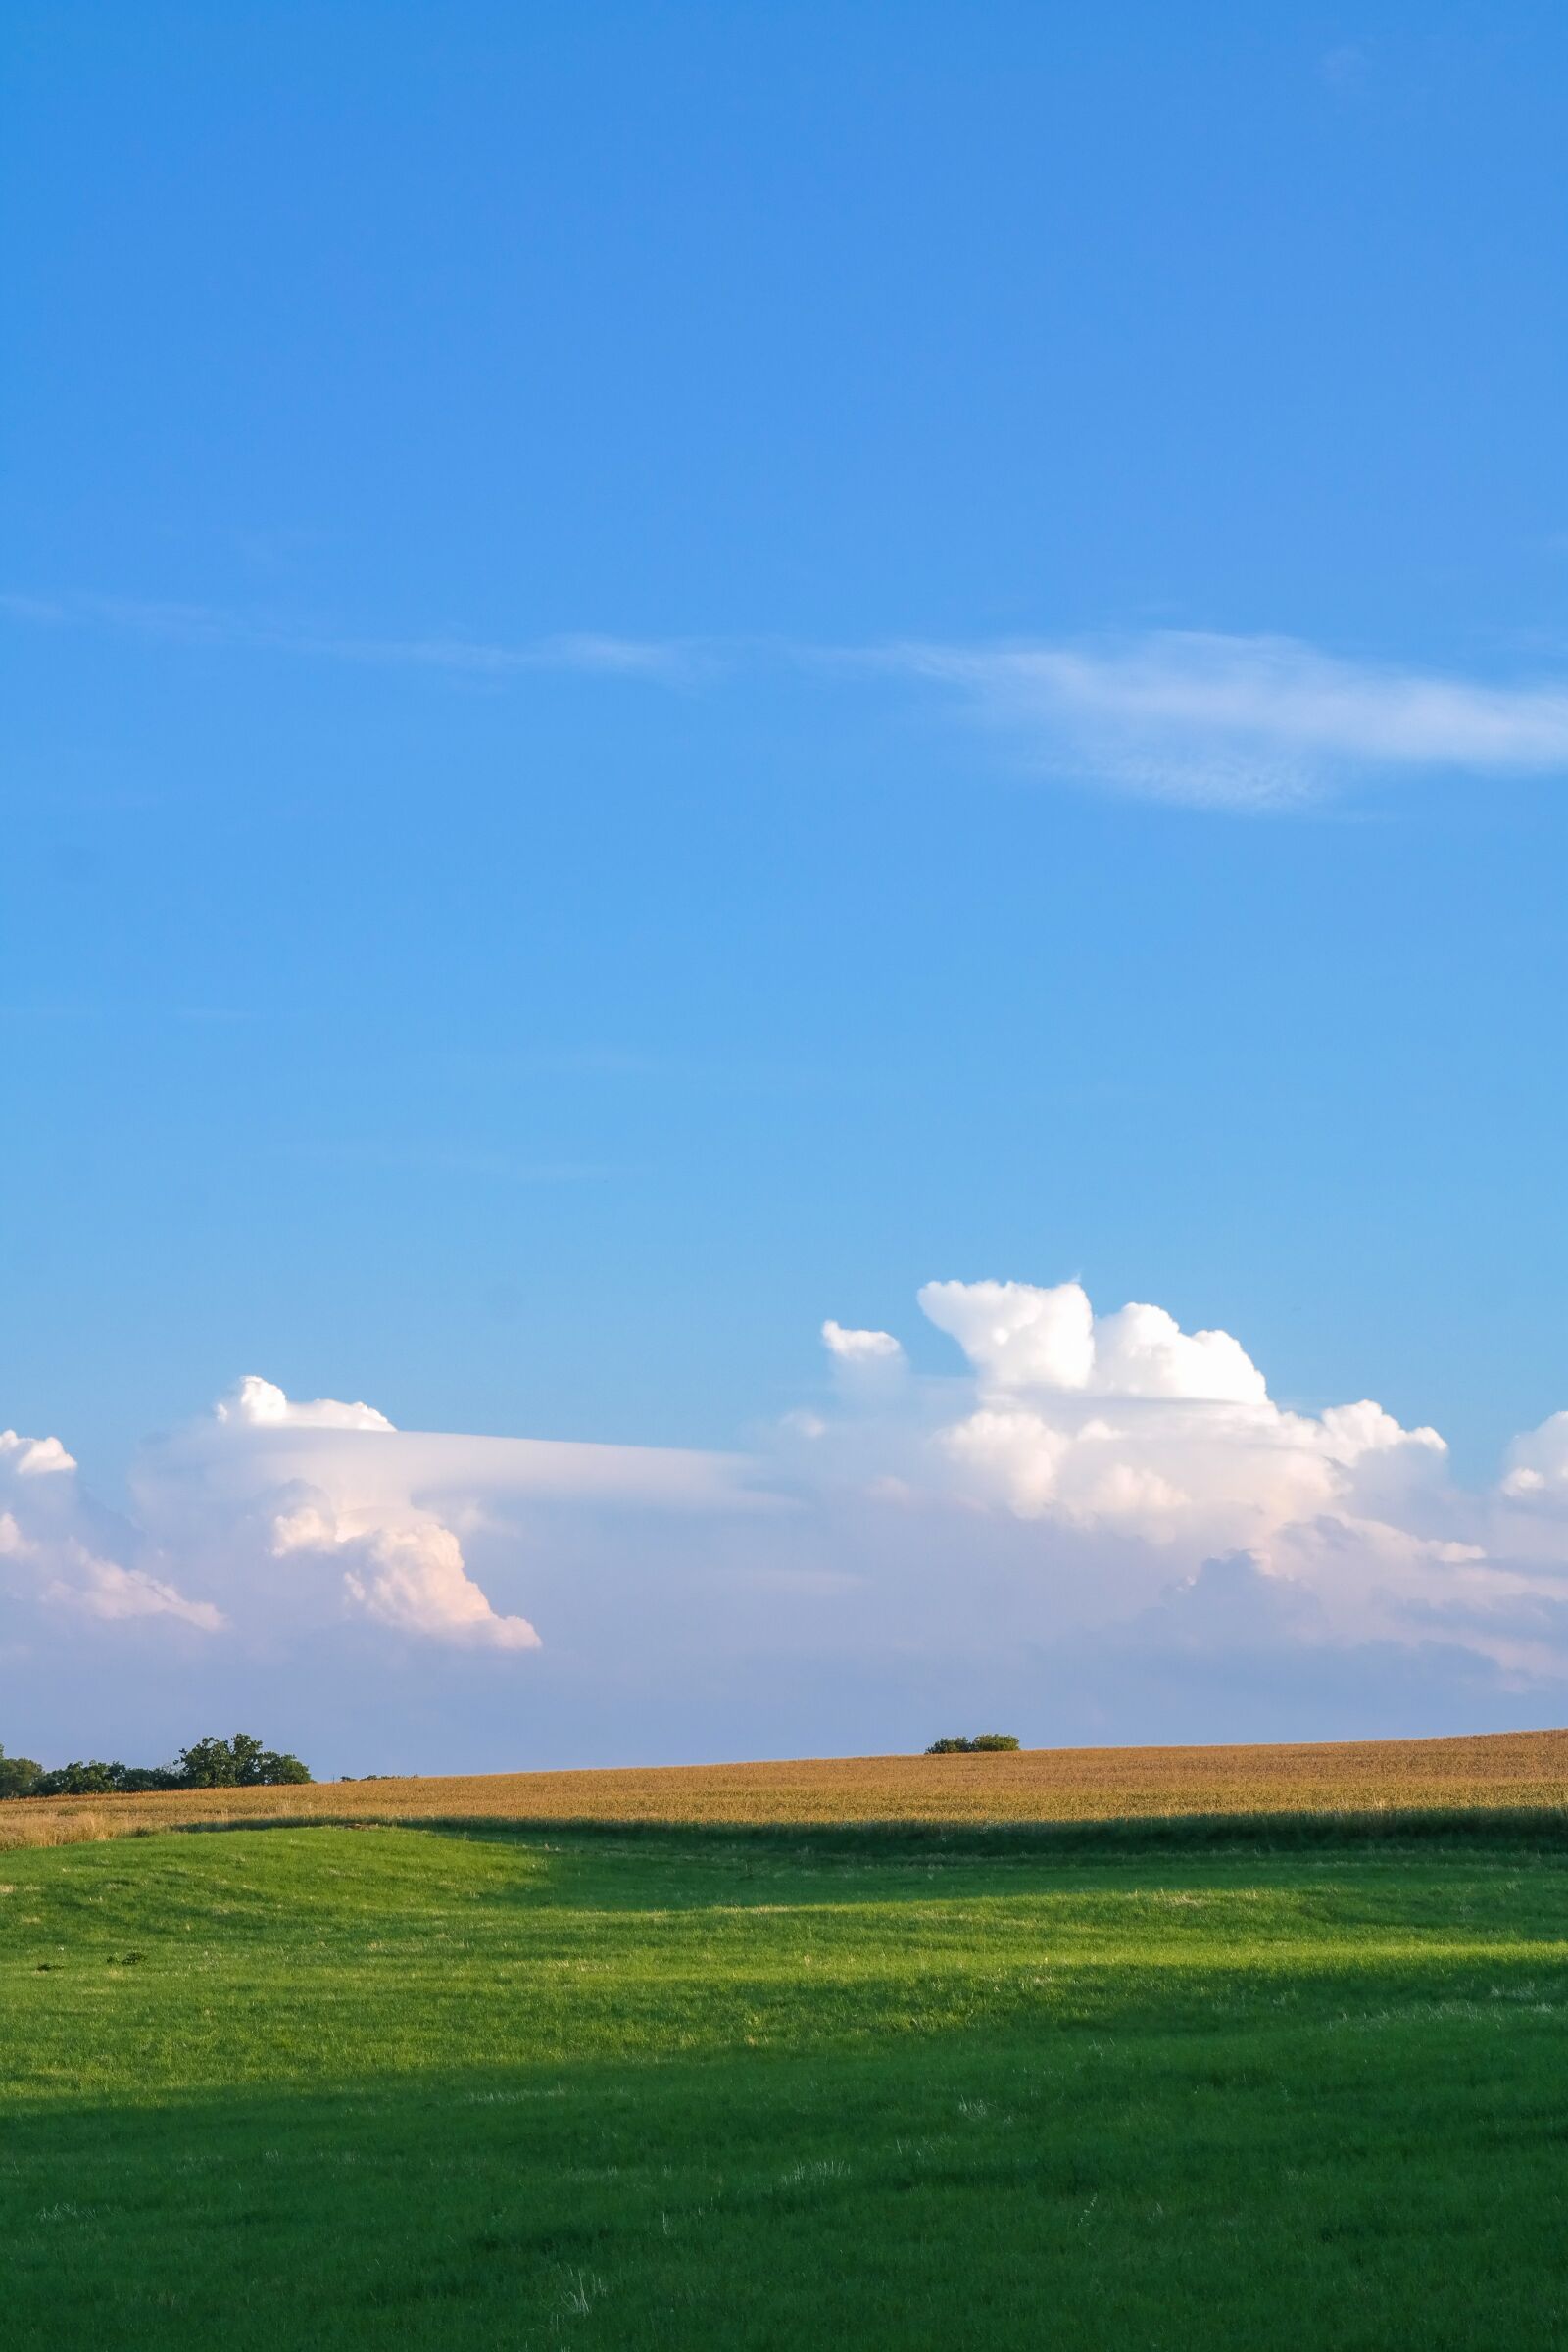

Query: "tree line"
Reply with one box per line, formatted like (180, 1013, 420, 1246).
(0, 1732, 312, 1797)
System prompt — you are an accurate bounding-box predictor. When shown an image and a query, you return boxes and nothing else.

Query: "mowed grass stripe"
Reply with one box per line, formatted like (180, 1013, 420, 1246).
(6, 1726, 1568, 1849)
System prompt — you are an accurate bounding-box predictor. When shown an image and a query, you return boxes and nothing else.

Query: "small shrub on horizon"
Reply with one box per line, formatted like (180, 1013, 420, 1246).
(924, 1734, 1022, 1755)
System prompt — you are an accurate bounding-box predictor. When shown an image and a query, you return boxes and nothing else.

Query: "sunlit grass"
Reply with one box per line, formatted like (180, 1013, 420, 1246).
(3, 1819, 1568, 2347)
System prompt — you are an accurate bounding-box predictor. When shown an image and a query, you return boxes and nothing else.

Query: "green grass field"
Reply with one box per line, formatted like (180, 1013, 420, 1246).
(4, 1820, 1568, 2348)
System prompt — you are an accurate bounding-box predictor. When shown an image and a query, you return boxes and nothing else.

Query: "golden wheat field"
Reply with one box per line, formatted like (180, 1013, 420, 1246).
(4, 1727, 1566, 1848)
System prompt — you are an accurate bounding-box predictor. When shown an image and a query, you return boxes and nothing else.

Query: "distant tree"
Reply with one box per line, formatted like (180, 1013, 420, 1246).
(21, 1758, 180, 1796)
(924, 1734, 1021, 1755)
(175, 1735, 248, 1788)
(6, 1734, 313, 1796)
(31, 1760, 125, 1795)
(0, 1745, 43, 1798)
(175, 1734, 312, 1788)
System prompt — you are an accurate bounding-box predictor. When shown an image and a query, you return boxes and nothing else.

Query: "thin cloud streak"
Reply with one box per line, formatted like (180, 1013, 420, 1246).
(10, 591, 1568, 809)
(881, 631, 1568, 808)
(2, 590, 703, 685)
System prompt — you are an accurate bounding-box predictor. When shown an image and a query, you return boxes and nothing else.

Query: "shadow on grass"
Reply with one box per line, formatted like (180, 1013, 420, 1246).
(139, 1802, 1568, 1872)
(6, 1964, 1568, 2352)
(406, 1803, 1568, 1866)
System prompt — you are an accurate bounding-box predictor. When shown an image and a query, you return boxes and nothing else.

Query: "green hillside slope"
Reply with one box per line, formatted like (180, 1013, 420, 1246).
(4, 1823, 1567, 2348)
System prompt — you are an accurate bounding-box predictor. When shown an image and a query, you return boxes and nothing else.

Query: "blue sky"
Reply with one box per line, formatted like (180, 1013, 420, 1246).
(4, 6, 1568, 1767)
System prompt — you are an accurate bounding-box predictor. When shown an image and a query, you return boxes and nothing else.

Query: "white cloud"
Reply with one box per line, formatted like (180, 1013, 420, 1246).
(0, 1429, 77, 1476)
(108, 1375, 762, 1675)
(916, 1279, 1269, 1403)
(339, 1525, 540, 1649)
(9, 1295, 1568, 1766)
(162, 1375, 577, 1650)
(44, 1555, 224, 1630)
(919, 1277, 1097, 1392)
(1501, 1411, 1568, 1501)
(17, 597, 1568, 815)
(821, 1320, 905, 1362)
(215, 1374, 395, 1432)
(272, 1505, 540, 1650)
(910, 1276, 1449, 1562)
(0, 591, 701, 686)
(1094, 1301, 1269, 1404)
(266, 1474, 539, 1652)
(2, 1380, 545, 1653)
(0, 1428, 221, 1631)
(893, 632, 1568, 808)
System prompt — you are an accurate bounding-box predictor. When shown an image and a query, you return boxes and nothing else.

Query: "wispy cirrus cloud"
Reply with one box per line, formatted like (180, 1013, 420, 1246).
(11, 589, 1568, 811)
(1, 589, 702, 684)
(883, 631, 1568, 809)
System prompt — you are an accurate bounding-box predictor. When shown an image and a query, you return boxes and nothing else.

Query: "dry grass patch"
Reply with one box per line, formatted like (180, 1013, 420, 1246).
(4, 1728, 1566, 1849)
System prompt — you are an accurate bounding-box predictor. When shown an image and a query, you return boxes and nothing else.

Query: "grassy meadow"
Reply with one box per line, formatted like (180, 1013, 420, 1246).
(5, 1802, 1568, 2347)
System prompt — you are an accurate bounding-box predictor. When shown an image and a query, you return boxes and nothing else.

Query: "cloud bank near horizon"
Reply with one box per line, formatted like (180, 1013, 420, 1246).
(8, 1275, 1568, 1767)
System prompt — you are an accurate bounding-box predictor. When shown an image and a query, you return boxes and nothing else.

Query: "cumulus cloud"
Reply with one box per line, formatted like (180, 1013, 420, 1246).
(0, 1425, 222, 1631)
(215, 1375, 395, 1432)
(8, 1287, 1568, 1768)
(2, 1383, 546, 1653)
(1501, 1412, 1568, 1502)
(892, 631, 1568, 808)
(775, 1275, 1568, 1706)
(910, 1276, 1444, 1547)
(796, 1276, 1568, 1686)
(821, 1320, 905, 1363)
(268, 1490, 540, 1650)
(151, 1376, 575, 1650)
(0, 1429, 78, 1476)
(337, 1524, 539, 1649)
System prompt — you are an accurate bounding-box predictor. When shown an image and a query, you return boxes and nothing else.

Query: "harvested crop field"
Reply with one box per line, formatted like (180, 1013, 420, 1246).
(6, 1726, 1566, 1848)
